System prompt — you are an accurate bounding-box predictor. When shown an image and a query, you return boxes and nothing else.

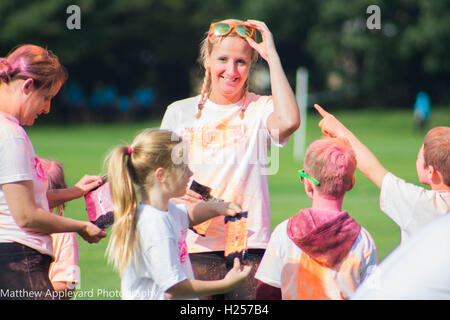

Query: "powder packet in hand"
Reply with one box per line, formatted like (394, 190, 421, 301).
(84, 175, 114, 229)
(224, 211, 249, 269)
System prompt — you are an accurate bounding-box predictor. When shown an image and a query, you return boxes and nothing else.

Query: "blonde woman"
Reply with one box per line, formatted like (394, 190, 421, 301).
(105, 129, 251, 300)
(160, 19, 300, 299)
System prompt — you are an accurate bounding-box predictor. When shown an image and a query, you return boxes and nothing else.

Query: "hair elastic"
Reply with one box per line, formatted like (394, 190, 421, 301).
(127, 146, 133, 155)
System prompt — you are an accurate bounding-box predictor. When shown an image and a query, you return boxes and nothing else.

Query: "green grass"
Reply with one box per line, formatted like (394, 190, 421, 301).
(26, 106, 450, 300)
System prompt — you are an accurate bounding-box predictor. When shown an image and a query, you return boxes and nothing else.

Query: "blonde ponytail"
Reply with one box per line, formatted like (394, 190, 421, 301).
(105, 145, 139, 276)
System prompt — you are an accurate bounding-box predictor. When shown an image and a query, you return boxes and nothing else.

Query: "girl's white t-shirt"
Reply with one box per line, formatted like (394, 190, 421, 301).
(160, 93, 287, 253)
(0, 112, 53, 257)
(121, 202, 195, 300)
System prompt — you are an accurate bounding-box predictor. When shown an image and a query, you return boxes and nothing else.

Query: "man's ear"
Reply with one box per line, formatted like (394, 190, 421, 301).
(22, 78, 34, 96)
(429, 165, 444, 186)
(303, 178, 314, 199)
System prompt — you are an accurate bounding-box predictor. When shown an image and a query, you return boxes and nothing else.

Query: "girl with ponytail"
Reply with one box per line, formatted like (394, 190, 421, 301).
(160, 19, 300, 300)
(105, 129, 251, 300)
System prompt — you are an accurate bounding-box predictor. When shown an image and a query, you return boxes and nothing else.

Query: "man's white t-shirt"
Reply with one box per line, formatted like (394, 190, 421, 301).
(255, 220, 378, 300)
(0, 112, 53, 257)
(380, 172, 450, 242)
(121, 202, 195, 300)
(160, 93, 286, 253)
(352, 214, 450, 300)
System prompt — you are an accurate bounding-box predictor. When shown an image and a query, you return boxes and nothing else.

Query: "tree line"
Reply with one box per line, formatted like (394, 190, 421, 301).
(0, 0, 448, 118)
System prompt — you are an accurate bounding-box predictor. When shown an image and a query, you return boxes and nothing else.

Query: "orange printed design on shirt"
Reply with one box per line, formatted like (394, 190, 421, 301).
(181, 118, 247, 151)
(192, 219, 214, 236)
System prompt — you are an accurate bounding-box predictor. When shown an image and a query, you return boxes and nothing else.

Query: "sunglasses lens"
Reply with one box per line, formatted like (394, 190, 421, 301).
(213, 23, 231, 36)
(236, 25, 253, 37)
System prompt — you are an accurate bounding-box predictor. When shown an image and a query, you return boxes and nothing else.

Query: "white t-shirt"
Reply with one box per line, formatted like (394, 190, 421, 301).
(352, 214, 450, 300)
(121, 202, 195, 300)
(380, 172, 450, 242)
(0, 112, 53, 257)
(160, 93, 287, 253)
(255, 220, 378, 300)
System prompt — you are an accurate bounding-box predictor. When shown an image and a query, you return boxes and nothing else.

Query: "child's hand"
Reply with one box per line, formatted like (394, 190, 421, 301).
(74, 175, 103, 197)
(183, 188, 204, 202)
(314, 104, 350, 138)
(224, 258, 252, 290)
(218, 202, 242, 217)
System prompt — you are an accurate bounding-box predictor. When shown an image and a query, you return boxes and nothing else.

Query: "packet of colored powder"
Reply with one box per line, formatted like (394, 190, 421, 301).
(84, 175, 114, 229)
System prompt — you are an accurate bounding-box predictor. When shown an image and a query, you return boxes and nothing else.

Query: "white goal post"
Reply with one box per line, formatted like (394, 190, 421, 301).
(294, 67, 309, 161)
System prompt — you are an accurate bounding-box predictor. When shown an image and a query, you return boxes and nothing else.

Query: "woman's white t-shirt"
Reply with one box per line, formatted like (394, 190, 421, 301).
(160, 93, 287, 253)
(121, 202, 195, 300)
(0, 112, 53, 256)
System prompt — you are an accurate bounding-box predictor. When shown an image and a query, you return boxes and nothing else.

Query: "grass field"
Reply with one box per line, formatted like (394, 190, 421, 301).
(26, 106, 449, 300)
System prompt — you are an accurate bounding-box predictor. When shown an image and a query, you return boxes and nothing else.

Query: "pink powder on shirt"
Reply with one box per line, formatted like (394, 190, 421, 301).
(34, 157, 46, 181)
(178, 229, 188, 264)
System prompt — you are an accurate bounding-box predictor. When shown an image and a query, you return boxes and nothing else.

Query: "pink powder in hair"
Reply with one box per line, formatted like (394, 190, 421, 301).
(305, 137, 356, 198)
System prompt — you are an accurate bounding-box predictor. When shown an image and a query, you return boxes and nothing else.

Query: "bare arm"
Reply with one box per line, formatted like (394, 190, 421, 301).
(314, 104, 388, 188)
(186, 201, 242, 228)
(47, 174, 102, 209)
(245, 20, 300, 142)
(2, 181, 106, 243)
(165, 258, 251, 299)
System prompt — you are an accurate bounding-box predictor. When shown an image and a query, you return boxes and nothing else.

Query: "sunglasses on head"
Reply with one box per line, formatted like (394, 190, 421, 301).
(297, 169, 320, 186)
(209, 22, 256, 40)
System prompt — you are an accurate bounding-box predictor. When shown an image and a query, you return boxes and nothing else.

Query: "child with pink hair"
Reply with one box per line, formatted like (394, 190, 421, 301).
(40, 158, 80, 300)
(255, 137, 377, 300)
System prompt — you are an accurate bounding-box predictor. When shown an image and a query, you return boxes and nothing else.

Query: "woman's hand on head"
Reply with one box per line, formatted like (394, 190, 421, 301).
(244, 19, 277, 62)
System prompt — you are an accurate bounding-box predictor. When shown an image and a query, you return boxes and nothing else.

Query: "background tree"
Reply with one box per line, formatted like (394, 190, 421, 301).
(0, 0, 448, 121)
